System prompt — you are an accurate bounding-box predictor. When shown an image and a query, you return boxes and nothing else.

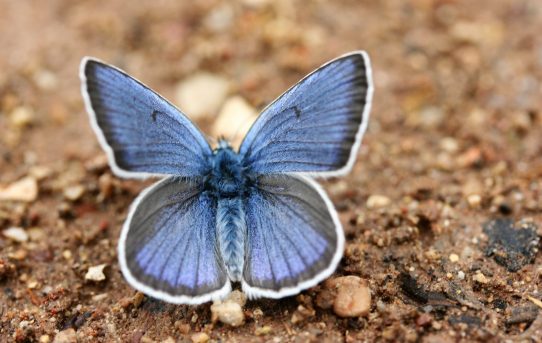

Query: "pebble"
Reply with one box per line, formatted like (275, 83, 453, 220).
(85, 264, 107, 282)
(327, 276, 371, 317)
(291, 305, 315, 324)
(39, 335, 51, 343)
(255, 326, 272, 336)
(9, 106, 35, 128)
(0, 176, 38, 202)
(212, 96, 258, 148)
(211, 301, 244, 327)
(3, 227, 29, 243)
(467, 194, 482, 208)
(191, 332, 209, 343)
(458, 271, 465, 280)
(210, 290, 246, 326)
(33, 69, 58, 91)
(473, 272, 489, 284)
(449, 253, 459, 263)
(366, 195, 391, 209)
(92, 293, 108, 302)
(53, 328, 77, 343)
(63, 185, 85, 201)
(175, 72, 230, 119)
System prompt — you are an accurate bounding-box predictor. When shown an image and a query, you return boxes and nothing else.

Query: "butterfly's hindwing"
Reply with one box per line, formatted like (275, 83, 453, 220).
(119, 176, 230, 304)
(242, 174, 344, 298)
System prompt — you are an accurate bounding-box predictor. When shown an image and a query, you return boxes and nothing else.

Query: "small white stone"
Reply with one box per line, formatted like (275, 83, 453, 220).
(3, 227, 29, 243)
(9, 106, 35, 128)
(458, 271, 465, 280)
(33, 70, 58, 91)
(191, 332, 210, 343)
(366, 195, 391, 209)
(440, 137, 459, 153)
(85, 264, 107, 282)
(467, 194, 482, 208)
(211, 300, 245, 326)
(212, 96, 258, 148)
(175, 72, 230, 120)
(92, 293, 108, 302)
(449, 253, 459, 263)
(0, 176, 38, 202)
(63, 185, 85, 201)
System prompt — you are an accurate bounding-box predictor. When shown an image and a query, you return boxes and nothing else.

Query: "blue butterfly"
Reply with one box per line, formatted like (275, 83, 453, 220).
(80, 52, 373, 305)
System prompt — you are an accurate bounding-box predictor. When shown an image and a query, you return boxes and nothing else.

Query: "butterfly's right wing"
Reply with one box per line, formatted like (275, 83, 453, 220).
(242, 174, 344, 298)
(118, 177, 230, 304)
(81, 58, 212, 179)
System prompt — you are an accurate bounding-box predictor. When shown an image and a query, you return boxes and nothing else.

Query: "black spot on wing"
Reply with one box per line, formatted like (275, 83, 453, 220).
(151, 109, 159, 122)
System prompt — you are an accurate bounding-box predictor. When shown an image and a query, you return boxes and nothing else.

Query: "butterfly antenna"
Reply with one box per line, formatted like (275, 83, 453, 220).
(206, 134, 218, 148)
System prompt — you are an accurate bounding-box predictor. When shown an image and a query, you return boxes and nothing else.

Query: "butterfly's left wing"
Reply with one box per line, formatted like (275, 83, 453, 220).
(118, 177, 230, 304)
(81, 58, 212, 179)
(239, 51, 373, 177)
(241, 174, 344, 298)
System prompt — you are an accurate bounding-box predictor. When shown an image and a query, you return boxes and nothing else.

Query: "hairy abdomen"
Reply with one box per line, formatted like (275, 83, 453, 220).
(216, 197, 246, 281)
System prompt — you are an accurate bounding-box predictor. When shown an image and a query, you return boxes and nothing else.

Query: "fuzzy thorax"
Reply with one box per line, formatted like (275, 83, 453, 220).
(205, 141, 249, 281)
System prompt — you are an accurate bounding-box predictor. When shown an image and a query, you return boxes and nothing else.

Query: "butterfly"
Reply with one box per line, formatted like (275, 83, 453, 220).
(80, 51, 373, 305)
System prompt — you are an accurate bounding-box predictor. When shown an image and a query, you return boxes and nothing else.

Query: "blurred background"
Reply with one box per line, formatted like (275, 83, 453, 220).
(1, 0, 542, 342)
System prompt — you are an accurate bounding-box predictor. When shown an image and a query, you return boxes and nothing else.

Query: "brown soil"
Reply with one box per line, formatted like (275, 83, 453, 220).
(1, 0, 542, 342)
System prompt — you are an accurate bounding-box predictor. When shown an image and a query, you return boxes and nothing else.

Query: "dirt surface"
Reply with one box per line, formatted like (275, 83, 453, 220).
(1, 0, 542, 342)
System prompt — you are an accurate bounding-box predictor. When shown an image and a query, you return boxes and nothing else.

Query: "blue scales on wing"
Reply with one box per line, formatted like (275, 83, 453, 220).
(242, 174, 343, 297)
(82, 59, 212, 178)
(239, 52, 373, 176)
(119, 177, 230, 303)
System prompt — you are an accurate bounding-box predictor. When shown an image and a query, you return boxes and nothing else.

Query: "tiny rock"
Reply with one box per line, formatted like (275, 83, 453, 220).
(0, 176, 38, 202)
(255, 326, 272, 336)
(63, 184, 85, 201)
(291, 305, 315, 324)
(175, 72, 230, 120)
(328, 275, 371, 317)
(211, 301, 245, 327)
(467, 194, 482, 208)
(191, 332, 210, 343)
(53, 328, 77, 343)
(3, 227, 29, 243)
(9, 106, 35, 128)
(473, 272, 489, 284)
(366, 195, 391, 209)
(449, 253, 459, 263)
(212, 96, 258, 148)
(33, 69, 58, 91)
(85, 264, 107, 282)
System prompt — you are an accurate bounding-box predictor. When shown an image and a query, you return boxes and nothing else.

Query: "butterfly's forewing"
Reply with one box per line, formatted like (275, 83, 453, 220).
(241, 174, 343, 298)
(119, 177, 230, 304)
(239, 51, 373, 177)
(81, 58, 212, 179)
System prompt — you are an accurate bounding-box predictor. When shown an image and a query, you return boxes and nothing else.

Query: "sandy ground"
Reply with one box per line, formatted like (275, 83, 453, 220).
(1, 0, 542, 342)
